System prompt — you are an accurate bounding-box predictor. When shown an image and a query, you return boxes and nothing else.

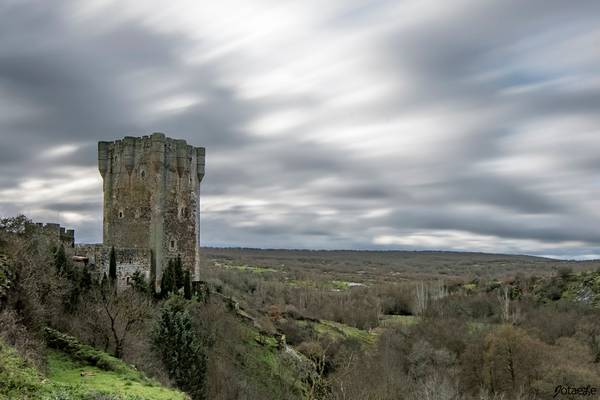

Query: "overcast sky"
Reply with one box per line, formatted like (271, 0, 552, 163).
(1, 0, 600, 258)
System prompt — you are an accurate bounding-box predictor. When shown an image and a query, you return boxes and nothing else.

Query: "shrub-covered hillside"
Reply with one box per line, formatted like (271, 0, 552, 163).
(0, 216, 311, 400)
(4, 214, 600, 400)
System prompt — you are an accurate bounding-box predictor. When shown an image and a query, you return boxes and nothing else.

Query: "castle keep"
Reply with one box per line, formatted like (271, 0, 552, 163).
(95, 133, 205, 288)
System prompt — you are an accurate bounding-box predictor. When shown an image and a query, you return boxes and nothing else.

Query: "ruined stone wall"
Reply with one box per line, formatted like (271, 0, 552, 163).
(36, 222, 75, 248)
(98, 133, 205, 289)
(75, 244, 151, 288)
(111, 247, 152, 286)
(74, 244, 104, 267)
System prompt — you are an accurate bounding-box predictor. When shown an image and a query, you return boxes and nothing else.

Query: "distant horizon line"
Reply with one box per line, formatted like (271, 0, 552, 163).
(198, 246, 600, 262)
(70, 240, 600, 262)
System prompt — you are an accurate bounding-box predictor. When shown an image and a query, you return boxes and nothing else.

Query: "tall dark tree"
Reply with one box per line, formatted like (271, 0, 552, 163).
(150, 249, 157, 296)
(109, 246, 117, 282)
(54, 244, 67, 275)
(63, 279, 80, 313)
(174, 256, 184, 290)
(160, 259, 174, 297)
(80, 266, 93, 292)
(100, 272, 109, 290)
(152, 296, 208, 400)
(60, 256, 80, 313)
(183, 270, 192, 300)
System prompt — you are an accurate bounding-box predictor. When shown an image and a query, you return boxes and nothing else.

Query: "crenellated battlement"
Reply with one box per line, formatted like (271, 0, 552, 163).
(98, 133, 205, 180)
(35, 222, 75, 248)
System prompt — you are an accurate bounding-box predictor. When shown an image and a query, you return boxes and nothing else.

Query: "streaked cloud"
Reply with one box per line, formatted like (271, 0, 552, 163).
(1, 0, 600, 259)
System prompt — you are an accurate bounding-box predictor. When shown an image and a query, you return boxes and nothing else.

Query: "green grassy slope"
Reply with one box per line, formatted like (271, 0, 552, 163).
(47, 350, 188, 400)
(295, 319, 376, 345)
(0, 339, 47, 400)
(0, 338, 188, 400)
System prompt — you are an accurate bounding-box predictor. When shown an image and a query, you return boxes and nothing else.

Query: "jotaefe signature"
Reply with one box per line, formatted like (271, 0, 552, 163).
(554, 385, 597, 398)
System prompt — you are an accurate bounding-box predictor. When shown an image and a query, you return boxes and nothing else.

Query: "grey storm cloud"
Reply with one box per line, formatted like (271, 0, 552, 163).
(1, 0, 600, 258)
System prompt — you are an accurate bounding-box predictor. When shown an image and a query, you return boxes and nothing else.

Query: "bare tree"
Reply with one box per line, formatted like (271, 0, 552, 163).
(498, 286, 511, 323)
(431, 280, 448, 301)
(497, 286, 520, 324)
(418, 373, 462, 400)
(576, 321, 600, 363)
(415, 281, 428, 317)
(89, 286, 151, 358)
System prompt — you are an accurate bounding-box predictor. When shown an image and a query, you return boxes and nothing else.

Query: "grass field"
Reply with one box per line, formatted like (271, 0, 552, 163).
(378, 315, 418, 328)
(296, 319, 376, 345)
(47, 351, 188, 400)
(0, 337, 187, 400)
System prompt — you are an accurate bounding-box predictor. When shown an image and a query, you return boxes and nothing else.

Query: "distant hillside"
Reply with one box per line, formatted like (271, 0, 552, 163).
(202, 247, 600, 280)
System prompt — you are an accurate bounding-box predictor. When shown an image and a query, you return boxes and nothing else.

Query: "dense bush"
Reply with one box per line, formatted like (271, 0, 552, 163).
(152, 296, 209, 400)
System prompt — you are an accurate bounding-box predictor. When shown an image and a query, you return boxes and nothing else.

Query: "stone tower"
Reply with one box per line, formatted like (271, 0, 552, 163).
(98, 133, 205, 289)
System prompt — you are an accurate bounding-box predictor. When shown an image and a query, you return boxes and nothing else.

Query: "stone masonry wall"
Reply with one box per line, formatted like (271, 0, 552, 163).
(75, 244, 151, 288)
